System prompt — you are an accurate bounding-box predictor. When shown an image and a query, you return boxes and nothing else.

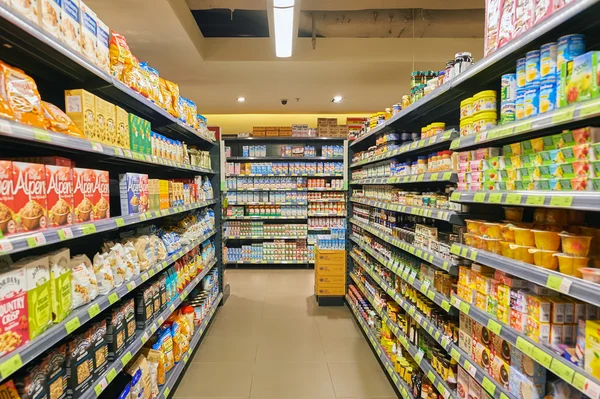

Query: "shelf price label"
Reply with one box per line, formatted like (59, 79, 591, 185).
(506, 194, 522, 204)
(473, 192, 486, 202)
(88, 303, 101, 319)
(573, 373, 600, 399)
(82, 224, 97, 235)
(487, 319, 502, 335)
(65, 317, 81, 334)
(526, 195, 545, 205)
(551, 106, 575, 123)
(515, 337, 534, 357)
(546, 275, 572, 295)
(106, 368, 117, 383)
(488, 193, 503, 203)
(550, 359, 575, 383)
(482, 377, 497, 396)
(26, 233, 46, 248)
(549, 195, 573, 207)
(57, 227, 73, 241)
(0, 354, 23, 379)
(108, 292, 119, 305)
(531, 347, 553, 368)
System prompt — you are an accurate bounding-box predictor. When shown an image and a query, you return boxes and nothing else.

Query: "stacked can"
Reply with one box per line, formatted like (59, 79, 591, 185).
(523, 50, 540, 118)
(459, 97, 474, 137)
(500, 74, 516, 124)
(539, 42, 557, 114)
(515, 58, 527, 120)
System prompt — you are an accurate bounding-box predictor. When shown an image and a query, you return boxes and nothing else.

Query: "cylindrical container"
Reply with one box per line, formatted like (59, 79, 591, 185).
(460, 97, 474, 119)
(539, 80, 556, 114)
(460, 117, 473, 137)
(446, 60, 455, 81)
(500, 101, 516, 124)
(516, 89, 526, 120)
(516, 58, 527, 88)
(393, 103, 402, 115)
(472, 111, 497, 133)
(557, 34, 586, 70)
(524, 84, 540, 118)
(526, 50, 540, 85)
(430, 122, 445, 136)
(540, 42, 557, 80)
(501, 74, 517, 102)
(473, 90, 497, 114)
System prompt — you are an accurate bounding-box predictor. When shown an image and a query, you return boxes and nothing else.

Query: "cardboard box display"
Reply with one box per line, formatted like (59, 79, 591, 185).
(12, 162, 48, 234)
(139, 174, 149, 212)
(46, 165, 74, 228)
(119, 173, 140, 215)
(90, 320, 108, 380)
(45, 343, 68, 399)
(65, 89, 95, 139)
(79, 1, 97, 63)
(66, 329, 95, 398)
(0, 267, 29, 356)
(38, 0, 62, 38)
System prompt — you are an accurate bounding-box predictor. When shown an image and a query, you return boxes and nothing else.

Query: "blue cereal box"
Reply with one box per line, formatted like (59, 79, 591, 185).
(119, 173, 140, 215)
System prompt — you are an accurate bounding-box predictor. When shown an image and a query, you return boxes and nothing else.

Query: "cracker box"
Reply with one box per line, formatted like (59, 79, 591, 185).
(60, 0, 81, 53)
(94, 96, 108, 144)
(65, 89, 96, 139)
(116, 106, 129, 149)
(93, 169, 109, 220)
(512, 349, 547, 387)
(48, 248, 72, 323)
(12, 162, 48, 234)
(96, 17, 110, 73)
(38, 0, 62, 38)
(457, 366, 469, 399)
(66, 329, 94, 398)
(79, 1, 97, 63)
(13, 255, 52, 340)
(0, 161, 16, 237)
(73, 168, 95, 223)
(152, 281, 160, 317)
(45, 343, 68, 399)
(0, 267, 29, 357)
(106, 306, 125, 358)
(46, 165, 74, 228)
(119, 173, 140, 215)
(128, 113, 141, 153)
(139, 174, 149, 212)
(509, 366, 545, 399)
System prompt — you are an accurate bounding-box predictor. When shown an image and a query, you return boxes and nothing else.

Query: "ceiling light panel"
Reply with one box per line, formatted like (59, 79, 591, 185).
(273, 6, 294, 58)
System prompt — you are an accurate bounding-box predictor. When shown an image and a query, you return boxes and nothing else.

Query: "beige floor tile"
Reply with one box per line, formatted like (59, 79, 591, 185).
(255, 335, 326, 363)
(216, 299, 264, 320)
(328, 362, 397, 398)
(206, 314, 264, 337)
(317, 317, 363, 338)
(321, 336, 380, 363)
(192, 336, 258, 363)
(250, 362, 336, 398)
(174, 362, 254, 398)
(258, 316, 321, 338)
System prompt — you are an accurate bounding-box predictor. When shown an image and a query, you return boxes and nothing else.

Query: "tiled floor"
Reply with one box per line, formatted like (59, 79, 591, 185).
(174, 269, 398, 399)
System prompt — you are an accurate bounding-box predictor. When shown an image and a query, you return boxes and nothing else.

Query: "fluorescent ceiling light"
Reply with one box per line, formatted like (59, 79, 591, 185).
(332, 96, 343, 103)
(273, 4, 294, 58)
(274, 0, 294, 6)
(237, 97, 246, 102)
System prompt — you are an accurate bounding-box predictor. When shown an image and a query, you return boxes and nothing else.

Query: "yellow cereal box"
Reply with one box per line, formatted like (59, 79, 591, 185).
(105, 103, 117, 146)
(65, 89, 96, 139)
(116, 106, 129, 149)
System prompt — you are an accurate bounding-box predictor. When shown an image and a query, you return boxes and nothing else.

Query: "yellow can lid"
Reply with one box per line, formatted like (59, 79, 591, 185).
(473, 111, 498, 120)
(421, 127, 428, 132)
(460, 117, 472, 125)
(460, 97, 474, 106)
(474, 90, 497, 100)
(431, 122, 445, 128)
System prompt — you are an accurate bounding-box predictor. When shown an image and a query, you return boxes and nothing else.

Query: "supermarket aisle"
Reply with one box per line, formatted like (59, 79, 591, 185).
(174, 269, 398, 399)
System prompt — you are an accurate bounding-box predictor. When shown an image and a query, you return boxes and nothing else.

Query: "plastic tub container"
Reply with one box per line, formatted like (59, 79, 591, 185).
(509, 244, 535, 263)
(524, 84, 540, 118)
(503, 207, 524, 222)
(526, 50, 540, 85)
(460, 98, 474, 119)
(473, 90, 497, 114)
(559, 233, 593, 256)
(580, 268, 600, 283)
(531, 230, 561, 251)
(554, 253, 588, 277)
(540, 42, 557, 80)
(512, 227, 535, 246)
(431, 122, 445, 136)
(516, 58, 527, 88)
(481, 223, 502, 239)
(460, 117, 473, 137)
(579, 226, 600, 255)
(501, 241, 515, 258)
(472, 111, 497, 133)
(465, 219, 485, 235)
(501, 224, 516, 242)
(534, 208, 567, 226)
(528, 248, 559, 270)
(482, 237, 502, 254)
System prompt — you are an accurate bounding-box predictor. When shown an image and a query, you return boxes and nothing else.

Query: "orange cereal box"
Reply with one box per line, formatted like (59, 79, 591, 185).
(45, 165, 74, 228)
(73, 168, 95, 223)
(93, 169, 109, 220)
(11, 162, 47, 234)
(0, 161, 16, 237)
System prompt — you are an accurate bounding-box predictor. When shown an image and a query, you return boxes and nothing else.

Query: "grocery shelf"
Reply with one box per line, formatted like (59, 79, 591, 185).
(227, 156, 343, 161)
(223, 136, 346, 142)
(350, 172, 457, 186)
(449, 190, 600, 212)
(350, 130, 459, 168)
(351, 197, 463, 225)
(86, 260, 219, 398)
(307, 213, 345, 217)
(450, 294, 600, 398)
(226, 260, 314, 265)
(0, 118, 214, 174)
(0, 230, 216, 381)
(154, 292, 222, 399)
(348, 0, 600, 140)
(223, 188, 345, 192)
(307, 199, 346, 203)
(226, 202, 308, 206)
(450, 243, 600, 307)
(224, 235, 308, 240)
(223, 215, 307, 220)
(227, 174, 342, 177)
(349, 242, 453, 314)
(349, 218, 457, 273)
(307, 227, 334, 231)
(345, 295, 415, 399)
(0, 200, 218, 256)
(450, 97, 600, 151)
(349, 273, 456, 399)
(350, 257, 514, 399)
(0, 5, 214, 146)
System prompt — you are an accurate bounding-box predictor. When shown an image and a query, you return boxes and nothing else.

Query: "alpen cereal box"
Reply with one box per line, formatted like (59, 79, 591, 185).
(119, 173, 140, 215)
(45, 165, 73, 228)
(93, 169, 109, 220)
(139, 174, 149, 212)
(12, 162, 48, 234)
(0, 161, 16, 237)
(0, 266, 29, 357)
(39, 0, 62, 38)
(96, 17, 110, 73)
(79, 2, 97, 63)
(13, 256, 52, 340)
(60, 0, 80, 52)
(73, 168, 95, 223)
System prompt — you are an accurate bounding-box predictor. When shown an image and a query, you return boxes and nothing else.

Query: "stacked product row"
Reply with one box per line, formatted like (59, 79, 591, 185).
(225, 161, 344, 176)
(224, 176, 345, 191)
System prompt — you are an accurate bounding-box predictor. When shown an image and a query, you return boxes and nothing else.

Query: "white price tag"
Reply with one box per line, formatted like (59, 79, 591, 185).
(466, 362, 477, 377)
(0, 239, 13, 253)
(113, 147, 124, 156)
(61, 227, 73, 239)
(91, 142, 104, 152)
(124, 150, 132, 158)
(0, 119, 13, 134)
(32, 232, 46, 246)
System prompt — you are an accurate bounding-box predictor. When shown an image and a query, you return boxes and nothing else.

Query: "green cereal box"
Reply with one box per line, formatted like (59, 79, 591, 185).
(142, 119, 152, 154)
(565, 52, 600, 105)
(13, 255, 52, 340)
(129, 113, 140, 153)
(48, 248, 72, 323)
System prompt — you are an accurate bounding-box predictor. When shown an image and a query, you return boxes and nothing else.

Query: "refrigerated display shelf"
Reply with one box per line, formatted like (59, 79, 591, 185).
(449, 190, 600, 212)
(345, 295, 415, 399)
(450, 294, 600, 399)
(349, 218, 457, 273)
(351, 197, 462, 225)
(351, 172, 457, 186)
(226, 156, 344, 161)
(86, 260, 219, 398)
(450, 97, 600, 151)
(350, 256, 514, 399)
(0, 118, 214, 173)
(351, 130, 459, 168)
(0, 200, 218, 256)
(224, 235, 308, 240)
(349, 273, 456, 399)
(226, 174, 342, 177)
(0, 229, 216, 381)
(223, 215, 307, 220)
(226, 260, 313, 265)
(154, 292, 222, 399)
(349, 240, 453, 313)
(0, 5, 214, 146)
(450, 243, 600, 308)
(349, 0, 600, 141)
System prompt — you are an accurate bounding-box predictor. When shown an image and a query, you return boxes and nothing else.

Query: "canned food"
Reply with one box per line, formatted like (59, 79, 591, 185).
(460, 117, 473, 137)
(557, 34, 586, 70)
(501, 74, 517, 102)
(517, 58, 527, 88)
(500, 101, 515, 124)
(473, 90, 497, 114)
(540, 42, 557, 80)
(516, 89, 526, 120)
(472, 111, 497, 133)
(539, 81, 556, 114)
(526, 50, 540, 85)
(460, 97, 474, 119)
(524, 84, 540, 118)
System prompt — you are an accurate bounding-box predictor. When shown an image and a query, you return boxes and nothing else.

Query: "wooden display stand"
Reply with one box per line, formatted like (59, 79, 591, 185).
(314, 248, 346, 306)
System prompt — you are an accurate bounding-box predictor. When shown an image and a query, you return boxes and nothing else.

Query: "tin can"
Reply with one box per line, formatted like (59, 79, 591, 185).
(540, 42, 557, 80)
(516, 58, 527, 88)
(501, 74, 517, 102)
(526, 50, 540, 85)
(524, 84, 540, 118)
(539, 80, 556, 114)
(500, 101, 516, 124)
(516, 89, 526, 120)
(557, 34, 586, 70)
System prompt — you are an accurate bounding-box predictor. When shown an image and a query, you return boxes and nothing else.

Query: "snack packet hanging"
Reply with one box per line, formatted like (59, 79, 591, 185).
(41, 101, 84, 138)
(0, 62, 44, 128)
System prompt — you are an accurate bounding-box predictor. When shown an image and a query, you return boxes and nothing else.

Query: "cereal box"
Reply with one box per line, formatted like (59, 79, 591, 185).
(45, 165, 73, 228)
(73, 168, 95, 223)
(497, 0, 515, 49)
(0, 161, 16, 237)
(116, 106, 129, 149)
(12, 162, 48, 234)
(15, 359, 49, 399)
(11, 0, 38, 23)
(484, 0, 501, 56)
(128, 113, 140, 153)
(94, 96, 107, 144)
(45, 343, 67, 399)
(39, 0, 62, 38)
(90, 320, 108, 379)
(79, 1, 97, 63)
(0, 381, 20, 399)
(105, 104, 116, 146)
(119, 173, 140, 215)
(0, 266, 28, 357)
(93, 169, 109, 220)
(139, 173, 149, 212)
(65, 89, 96, 139)
(48, 248, 72, 323)
(123, 298, 135, 346)
(96, 17, 110, 73)
(60, 0, 80, 52)
(66, 329, 94, 398)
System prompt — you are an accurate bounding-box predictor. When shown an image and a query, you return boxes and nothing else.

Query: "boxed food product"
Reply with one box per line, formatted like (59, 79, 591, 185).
(152, 281, 161, 316)
(106, 306, 125, 358)
(79, 1, 97, 63)
(60, 0, 81, 52)
(105, 104, 117, 147)
(96, 17, 110, 73)
(468, 374, 482, 399)
(38, 0, 62, 38)
(90, 320, 108, 379)
(66, 329, 95, 398)
(116, 106, 130, 149)
(12, 162, 48, 234)
(135, 284, 154, 329)
(586, 319, 600, 376)
(490, 354, 509, 388)
(120, 173, 140, 215)
(65, 89, 96, 139)
(73, 168, 95, 223)
(512, 350, 546, 387)
(46, 165, 74, 228)
(139, 174, 149, 212)
(129, 113, 141, 153)
(15, 359, 49, 399)
(45, 343, 68, 399)
(48, 248, 72, 323)
(564, 52, 600, 105)
(509, 366, 544, 399)
(0, 267, 29, 356)
(457, 366, 469, 399)
(0, 161, 16, 237)
(93, 169, 110, 220)
(124, 298, 136, 346)
(95, 96, 108, 144)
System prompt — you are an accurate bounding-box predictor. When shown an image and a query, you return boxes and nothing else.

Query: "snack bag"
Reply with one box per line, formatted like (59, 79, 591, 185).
(92, 252, 115, 295)
(41, 101, 83, 137)
(0, 68, 14, 120)
(140, 63, 161, 105)
(164, 80, 180, 118)
(109, 31, 132, 81)
(158, 78, 173, 114)
(111, 243, 133, 281)
(70, 260, 91, 307)
(0, 62, 45, 128)
(125, 355, 152, 399)
(142, 348, 162, 389)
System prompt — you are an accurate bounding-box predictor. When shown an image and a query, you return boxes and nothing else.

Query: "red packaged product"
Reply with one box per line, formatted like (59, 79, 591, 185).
(46, 165, 74, 228)
(12, 162, 47, 234)
(533, 0, 554, 24)
(139, 174, 149, 212)
(93, 170, 110, 220)
(0, 266, 29, 357)
(0, 161, 16, 237)
(73, 168, 95, 223)
(0, 380, 21, 398)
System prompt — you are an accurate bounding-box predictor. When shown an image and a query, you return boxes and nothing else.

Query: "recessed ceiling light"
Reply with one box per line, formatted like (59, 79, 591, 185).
(237, 97, 246, 102)
(332, 96, 343, 103)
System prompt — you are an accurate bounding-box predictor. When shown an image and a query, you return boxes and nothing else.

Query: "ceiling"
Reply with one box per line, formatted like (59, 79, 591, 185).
(84, 0, 485, 114)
